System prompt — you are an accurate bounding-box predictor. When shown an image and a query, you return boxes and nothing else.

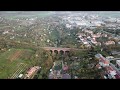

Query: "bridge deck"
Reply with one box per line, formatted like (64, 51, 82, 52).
(41, 47, 86, 51)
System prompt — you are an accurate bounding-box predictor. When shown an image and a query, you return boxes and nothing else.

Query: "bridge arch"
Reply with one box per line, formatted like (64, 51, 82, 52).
(49, 50, 53, 54)
(54, 50, 58, 55)
(60, 50, 64, 55)
(42, 47, 79, 55)
(65, 51, 70, 55)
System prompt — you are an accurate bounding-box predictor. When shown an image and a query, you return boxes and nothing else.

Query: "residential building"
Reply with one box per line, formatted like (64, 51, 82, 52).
(105, 41, 115, 45)
(96, 64, 102, 69)
(62, 73, 71, 79)
(118, 42, 120, 44)
(111, 51, 120, 55)
(95, 53, 110, 67)
(105, 66, 117, 79)
(116, 60, 120, 69)
(24, 66, 40, 79)
(106, 56, 114, 59)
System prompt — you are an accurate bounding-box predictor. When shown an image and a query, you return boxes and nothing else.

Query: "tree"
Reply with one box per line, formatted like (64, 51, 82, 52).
(64, 55, 69, 61)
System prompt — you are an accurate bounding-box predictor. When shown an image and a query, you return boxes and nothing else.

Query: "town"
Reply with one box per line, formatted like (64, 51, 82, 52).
(0, 11, 120, 79)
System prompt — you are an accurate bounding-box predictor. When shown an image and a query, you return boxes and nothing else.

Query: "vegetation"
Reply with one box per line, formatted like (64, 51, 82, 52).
(0, 12, 119, 79)
(0, 48, 35, 78)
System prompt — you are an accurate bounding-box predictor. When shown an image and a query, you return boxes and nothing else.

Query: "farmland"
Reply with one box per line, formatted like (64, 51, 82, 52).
(0, 48, 35, 79)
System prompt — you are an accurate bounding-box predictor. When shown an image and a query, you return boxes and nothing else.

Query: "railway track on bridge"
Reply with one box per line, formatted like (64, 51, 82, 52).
(41, 47, 87, 51)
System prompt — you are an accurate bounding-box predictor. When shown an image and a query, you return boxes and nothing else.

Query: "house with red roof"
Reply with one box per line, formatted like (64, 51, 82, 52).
(96, 54, 110, 67)
(25, 66, 40, 79)
(63, 65, 69, 71)
(105, 66, 117, 79)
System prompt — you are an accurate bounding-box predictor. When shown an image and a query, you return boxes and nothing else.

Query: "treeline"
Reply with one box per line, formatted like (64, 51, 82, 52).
(32, 48, 54, 79)
(0, 38, 37, 51)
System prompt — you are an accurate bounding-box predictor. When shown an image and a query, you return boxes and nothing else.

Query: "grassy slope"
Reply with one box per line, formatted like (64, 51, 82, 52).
(0, 48, 34, 79)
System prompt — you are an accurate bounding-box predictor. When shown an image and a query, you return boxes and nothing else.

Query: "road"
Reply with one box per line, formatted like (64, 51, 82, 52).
(110, 63, 120, 75)
(108, 58, 120, 61)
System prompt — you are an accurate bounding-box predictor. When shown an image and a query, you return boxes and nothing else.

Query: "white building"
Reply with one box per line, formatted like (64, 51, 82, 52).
(106, 56, 114, 59)
(66, 24, 72, 28)
(116, 60, 120, 68)
(3, 31, 9, 34)
(105, 41, 115, 45)
(99, 60, 109, 67)
(118, 42, 120, 44)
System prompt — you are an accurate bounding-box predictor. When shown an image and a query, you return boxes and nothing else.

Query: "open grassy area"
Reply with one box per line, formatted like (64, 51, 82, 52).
(0, 48, 35, 79)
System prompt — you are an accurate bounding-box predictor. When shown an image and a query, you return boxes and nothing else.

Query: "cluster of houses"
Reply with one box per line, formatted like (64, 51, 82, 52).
(84, 29, 117, 46)
(77, 30, 101, 48)
(77, 28, 117, 48)
(95, 53, 120, 79)
(77, 33, 92, 48)
(61, 13, 106, 29)
(61, 12, 120, 30)
(49, 61, 71, 79)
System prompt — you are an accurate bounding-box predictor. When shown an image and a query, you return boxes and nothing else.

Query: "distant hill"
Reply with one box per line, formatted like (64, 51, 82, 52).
(0, 11, 54, 19)
(54, 11, 120, 18)
(1, 11, 120, 19)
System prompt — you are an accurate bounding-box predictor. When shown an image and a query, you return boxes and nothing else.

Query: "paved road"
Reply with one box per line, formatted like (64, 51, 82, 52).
(108, 58, 120, 61)
(110, 63, 120, 75)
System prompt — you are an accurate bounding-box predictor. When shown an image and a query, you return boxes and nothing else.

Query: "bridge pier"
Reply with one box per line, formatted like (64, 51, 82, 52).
(49, 50, 66, 55)
(43, 47, 71, 56)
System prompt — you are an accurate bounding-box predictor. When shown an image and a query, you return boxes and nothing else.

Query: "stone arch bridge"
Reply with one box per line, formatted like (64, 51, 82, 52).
(41, 47, 82, 55)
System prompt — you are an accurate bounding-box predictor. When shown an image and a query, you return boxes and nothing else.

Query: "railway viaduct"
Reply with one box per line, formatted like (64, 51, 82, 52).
(41, 47, 85, 55)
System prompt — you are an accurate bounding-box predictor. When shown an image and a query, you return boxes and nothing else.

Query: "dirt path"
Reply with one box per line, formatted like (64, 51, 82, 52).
(8, 50, 23, 62)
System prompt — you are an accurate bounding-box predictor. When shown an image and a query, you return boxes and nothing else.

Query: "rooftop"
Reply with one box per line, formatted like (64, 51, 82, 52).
(26, 66, 40, 78)
(62, 74, 71, 79)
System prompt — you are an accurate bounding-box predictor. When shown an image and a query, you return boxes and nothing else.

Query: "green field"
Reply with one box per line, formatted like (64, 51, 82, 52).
(0, 48, 35, 79)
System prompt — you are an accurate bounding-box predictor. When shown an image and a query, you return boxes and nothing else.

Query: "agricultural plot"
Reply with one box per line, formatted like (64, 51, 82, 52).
(0, 48, 35, 79)
(8, 50, 23, 62)
(10, 63, 27, 79)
